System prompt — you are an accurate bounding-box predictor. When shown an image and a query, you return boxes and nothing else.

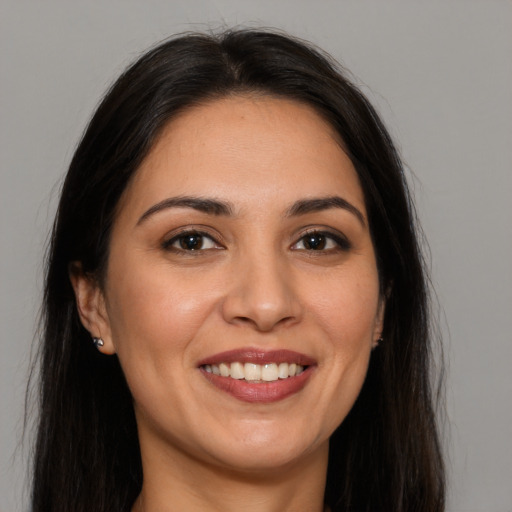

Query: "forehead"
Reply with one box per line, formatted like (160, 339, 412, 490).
(118, 95, 365, 218)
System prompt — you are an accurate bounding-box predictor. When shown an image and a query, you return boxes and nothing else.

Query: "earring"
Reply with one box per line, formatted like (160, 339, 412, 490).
(92, 337, 104, 349)
(372, 337, 383, 349)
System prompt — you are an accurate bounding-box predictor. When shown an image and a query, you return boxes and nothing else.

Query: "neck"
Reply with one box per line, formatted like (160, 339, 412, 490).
(132, 439, 329, 512)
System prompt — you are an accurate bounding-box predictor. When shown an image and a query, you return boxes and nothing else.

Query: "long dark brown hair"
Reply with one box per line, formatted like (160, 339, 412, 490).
(30, 29, 445, 511)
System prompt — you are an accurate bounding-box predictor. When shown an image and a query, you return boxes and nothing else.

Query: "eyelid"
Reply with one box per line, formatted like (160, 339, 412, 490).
(160, 225, 350, 253)
(161, 227, 224, 251)
(291, 228, 351, 251)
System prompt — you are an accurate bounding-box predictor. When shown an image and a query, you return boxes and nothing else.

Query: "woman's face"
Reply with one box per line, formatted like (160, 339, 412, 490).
(80, 96, 384, 474)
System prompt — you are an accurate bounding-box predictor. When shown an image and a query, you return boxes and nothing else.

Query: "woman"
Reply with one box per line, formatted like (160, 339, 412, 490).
(31, 29, 445, 511)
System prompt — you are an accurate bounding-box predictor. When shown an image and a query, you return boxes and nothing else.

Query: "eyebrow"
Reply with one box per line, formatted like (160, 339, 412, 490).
(286, 196, 366, 227)
(137, 196, 234, 224)
(137, 194, 365, 227)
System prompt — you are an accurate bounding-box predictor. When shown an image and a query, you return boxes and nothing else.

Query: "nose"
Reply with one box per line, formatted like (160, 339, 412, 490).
(221, 251, 302, 332)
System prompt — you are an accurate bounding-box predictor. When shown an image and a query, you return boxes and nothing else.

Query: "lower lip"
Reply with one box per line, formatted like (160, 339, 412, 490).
(200, 367, 314, 403)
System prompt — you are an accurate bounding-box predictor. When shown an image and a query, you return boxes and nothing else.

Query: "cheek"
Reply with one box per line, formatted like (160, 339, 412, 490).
(103, 264, 223, 426)
(305, 265, 380, 425)
(104, 260, 221, 364)
(309, 266, 381, 348)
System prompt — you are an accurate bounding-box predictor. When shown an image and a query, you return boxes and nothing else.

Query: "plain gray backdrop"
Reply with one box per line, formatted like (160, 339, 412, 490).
(1, 1, 511, 511)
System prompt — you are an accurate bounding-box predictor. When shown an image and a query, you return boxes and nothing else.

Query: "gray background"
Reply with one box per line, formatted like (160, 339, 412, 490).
(1, 1, 511, 511)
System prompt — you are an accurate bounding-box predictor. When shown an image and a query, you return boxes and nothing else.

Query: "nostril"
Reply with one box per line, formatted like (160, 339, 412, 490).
(221, 274, 302, 331)
(231, 314, 298, 332)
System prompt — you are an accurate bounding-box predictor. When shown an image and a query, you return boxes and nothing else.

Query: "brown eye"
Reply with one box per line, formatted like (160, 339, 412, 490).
(291, 230, 351, 252)
(302, 233, 327, 250)
(163, 231, 219, 252)
(179, 234, 206, 250)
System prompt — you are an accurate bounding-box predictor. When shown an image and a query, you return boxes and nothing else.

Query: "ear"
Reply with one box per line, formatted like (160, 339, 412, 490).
(69, 262, 116, 355)
(372, 294, 386, 349)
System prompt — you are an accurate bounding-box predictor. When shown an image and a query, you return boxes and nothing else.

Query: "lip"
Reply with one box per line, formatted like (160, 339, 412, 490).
(197, 348, 317, 403)
(197, 348, 317, 367)
(200, 366, 314, 403)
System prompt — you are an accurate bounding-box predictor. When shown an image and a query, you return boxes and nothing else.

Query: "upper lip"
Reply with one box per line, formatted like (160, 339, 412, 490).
(197, 348, 316, 367)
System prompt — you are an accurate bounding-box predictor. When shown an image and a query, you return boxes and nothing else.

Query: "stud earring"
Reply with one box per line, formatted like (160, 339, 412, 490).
(92, 337, 104, 349)
(372, 337, 383, 349)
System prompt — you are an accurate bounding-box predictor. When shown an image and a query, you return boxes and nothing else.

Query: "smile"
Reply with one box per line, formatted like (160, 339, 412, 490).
(198, 349, 316, 403)
(202, 362, 306, 382)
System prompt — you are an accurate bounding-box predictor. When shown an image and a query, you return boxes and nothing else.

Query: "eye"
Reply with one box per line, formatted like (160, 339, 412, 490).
(291, 230, 350, 252)
(163, 231, 221, 252)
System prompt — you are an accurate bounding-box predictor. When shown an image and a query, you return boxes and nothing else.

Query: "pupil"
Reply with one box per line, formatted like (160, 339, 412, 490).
(180, 234, 202, 250)
(305, 234, 325, 250)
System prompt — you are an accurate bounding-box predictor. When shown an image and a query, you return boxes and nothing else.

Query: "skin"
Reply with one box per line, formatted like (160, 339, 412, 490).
(72, 95, 384, 512)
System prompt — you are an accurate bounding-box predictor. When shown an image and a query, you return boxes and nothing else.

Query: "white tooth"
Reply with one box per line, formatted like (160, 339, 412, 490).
(278, 362, 289, 379)
(244, 363, 262, 381)
(261, 363, 278, 382)
(204, 365, 212, 373)
(230, 362, 245, 380)
(216, 361, 304, 380)
(219, 363, 230, 377)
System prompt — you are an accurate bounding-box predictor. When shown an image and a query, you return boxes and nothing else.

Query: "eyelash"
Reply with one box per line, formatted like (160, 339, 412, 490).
(161, 230, 222, 253)
(292, 229, 351, 252)
(161, 229, 351, 254)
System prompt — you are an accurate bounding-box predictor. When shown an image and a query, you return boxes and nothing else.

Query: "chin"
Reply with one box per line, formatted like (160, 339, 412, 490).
(199, 421, 329, 474)
(210, 442, 324, 476)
